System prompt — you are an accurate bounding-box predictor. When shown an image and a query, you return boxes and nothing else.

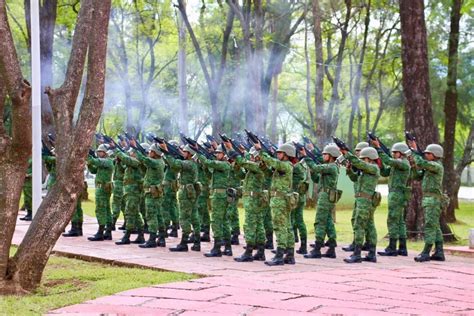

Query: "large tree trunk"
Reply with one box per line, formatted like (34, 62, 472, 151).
(312, 0, 325, 147)
(442, 0, 462, 223)
(177, 0, 188, 135)
(3, 0, 111, 293)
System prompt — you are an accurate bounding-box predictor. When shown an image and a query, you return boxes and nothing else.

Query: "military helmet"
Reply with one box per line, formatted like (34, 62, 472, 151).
(182, 144, 196, 155)
(106, 150, 115, 157)
(424, 144, 443, 158)
(215, 144, 225, 154)
(322, 144, 340, 158)
(168, 140, 179, 146)
(96, 144, 109, 153)
(277, 143, 296, 158)
(249, 146, 259, 157)
(359, 147, 379, 160)
(355, 142, 369, 151)
(127, 147, 135, 154)
(391, 142, 409, 154)
(149, 143, 162, 156)
(140, 143, 150, 153)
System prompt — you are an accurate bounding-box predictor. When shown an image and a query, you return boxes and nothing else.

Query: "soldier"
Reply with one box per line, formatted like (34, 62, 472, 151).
(342, 141, 370, 252)
(196, 157, 211, 242)
(160, 143, 200, 252)
(133, 141, 166, 248)
(227, 155, 245, 245)
(408, 142, 445, 262)
(111, 151, 126, 230)
(63, 184, 85, 237)
(302, 144, 340, 259)
(115, 147, 146, 245)
(340, 146, 381, 263)
(87, 144, 114, 241)
(197, 145, 232, 257)
(291, 150, 310, 255)
(256, 142, 294, 266)
(231, 146, 266, 262)
(372, 141, 411, 256)
(262, 163, 274, 249)
(20, 158, 32, 221)
(162, 140, 180, 237)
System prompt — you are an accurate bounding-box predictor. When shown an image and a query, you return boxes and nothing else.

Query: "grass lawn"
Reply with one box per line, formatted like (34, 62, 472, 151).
(0, 249, 195, 315)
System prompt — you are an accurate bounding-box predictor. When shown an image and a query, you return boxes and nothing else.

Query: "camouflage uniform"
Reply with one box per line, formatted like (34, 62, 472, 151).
(162, 166, 179, 234)
(227, 163, 245, 244)
(291, 160, 309, 253)
(111, 157, 126, 227)
(196, 161, 211, 239)
(87, 156, 114, 227)
(44, 155, 57, 190)
(20, 158, 33, 221)
(262, 164, 274, 248)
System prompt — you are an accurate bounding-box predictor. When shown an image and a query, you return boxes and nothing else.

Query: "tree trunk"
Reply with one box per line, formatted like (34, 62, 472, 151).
(270, 74, 278, 142)
(312, 0, 325, 147)
(177, 0, 188, 135)
(442, 0, 462, 223)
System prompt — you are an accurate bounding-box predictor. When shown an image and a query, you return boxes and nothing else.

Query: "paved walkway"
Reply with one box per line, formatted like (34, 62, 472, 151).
(13, 215, 474, 315)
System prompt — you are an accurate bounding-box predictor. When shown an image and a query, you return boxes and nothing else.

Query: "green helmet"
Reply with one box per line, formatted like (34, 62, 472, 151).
(140, 143, 150, 153)
(96, 144, 109, 154)
(249, 146, 259, 157)
(424, 144, 443, 158)
(355, 142, 369, 151)
(322, 144, 340, 158)
(182, 144, 196, 155)
(277, 143, 296, 158)
(391, 142, 409, 154)
(149, 143, 162, 156)
(215, 144, 225, 153)
(359, 147, 379, 160)
(168, 140, 179, 146)
(106, 150, 115, 157)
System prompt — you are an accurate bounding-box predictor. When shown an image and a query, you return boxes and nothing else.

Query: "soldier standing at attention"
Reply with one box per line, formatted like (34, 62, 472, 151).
(372, 140, 411, 257)
(87, 144, 114, 241)
(162, 140, 180, 237)
(160, 143, 200, 252)
(408, 141, 446, 262)
(197, 145, 232, 257)
(340, 146, 380, 263)
(196, 157, 212, 242)
(256, 142, 294, 266)
(291, 150, 309, 255)
(301, 144, 340, 259)
(133, 141, 166, 248)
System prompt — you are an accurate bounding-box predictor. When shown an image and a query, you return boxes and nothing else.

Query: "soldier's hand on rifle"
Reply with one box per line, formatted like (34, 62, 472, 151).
(254, 141, 262, 151)
(159, 142, 167, 152)
(299, 147, 307, 157)
(238, 144, 245, 152)
(346, 161, 352, 169)
(223, 140, 233, 150)
(371, 139, 381, 148)
(408, 140, 417, 150)
(340, 148, 348, 155)
(129, 139, 137, 148)
(306, 142, 314, 151)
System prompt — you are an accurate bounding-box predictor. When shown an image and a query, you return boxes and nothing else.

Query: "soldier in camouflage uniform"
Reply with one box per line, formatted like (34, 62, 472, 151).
(115, 148, 146, 245)
(111, 153, 126, 230)
(291, 152, 309, 255)
(20, 158, 33, 221)
(262, 163, 274, 249)
(162, 140, 180, 237)
(134, 142, 166, 248)
(341, 147, 380, 263)
(231, 146, 266, 262)
(198, 145, 232, 257)
(227, 156, 245, 245)
(302, 144, 340, 259)
(372, 141, 411, 257)
(87, 144, 114, 241)
(161, 143, 200, 252)
(409, 142, 446, 262)
(342, 142, 370, 252)
(257, 142, 294, 266)
(196, 159, 211, 242)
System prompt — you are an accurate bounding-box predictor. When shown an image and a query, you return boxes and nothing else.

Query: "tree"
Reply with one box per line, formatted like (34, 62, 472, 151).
(177, 0, 188, 134)
(0, 0, 111, 293)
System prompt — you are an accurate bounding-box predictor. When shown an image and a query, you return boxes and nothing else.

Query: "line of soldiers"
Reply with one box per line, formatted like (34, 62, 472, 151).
(23, 131, 447, 265)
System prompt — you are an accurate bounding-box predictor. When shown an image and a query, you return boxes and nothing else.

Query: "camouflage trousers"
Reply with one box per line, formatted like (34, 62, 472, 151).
(291, 196, 307, 240)
(71, 200, 83, 223)
(271, 196, 293, 249)
(197, 190, 210, 229)
(242, 196, 265, 246)
(350, 201, 370, 244)
(163, 185, 179, 226)
(263, 203, 273, 235)
(178, 188, 200, 236)
(227, 198, 240, 234)
(353, 197, 377, 246)
(145, 193, 164, 234)
(95, 187, 112, 226)
(23, 179, 32, 211)
(423, 196, 443, 244)
(387, 191, 407, 239)
(314, 193, 336, 242)
(112, 180, 125, 221)
(210, 192, 230, 242)
(124, 185, 143, 231)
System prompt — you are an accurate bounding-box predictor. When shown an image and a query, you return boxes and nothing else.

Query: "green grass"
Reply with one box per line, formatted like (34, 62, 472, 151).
(0, 251, 195, 315)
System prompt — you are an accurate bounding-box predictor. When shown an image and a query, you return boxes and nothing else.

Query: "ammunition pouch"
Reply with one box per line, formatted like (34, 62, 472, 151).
(227, 187, 237, 203)
(262, 190, 269, 204)
(184, 183, 196, 200)
(372, 191, 382, 207)
(328, 188, 343, 203)
(287, 192, 300, 210)
(97, 182, 113, 194)
(148, 185, 164, 198)
(297, 182, 309, 195)
(236, 186, 243, 199)
(170, 180, 179, 192)
(194, 182, 202, 197)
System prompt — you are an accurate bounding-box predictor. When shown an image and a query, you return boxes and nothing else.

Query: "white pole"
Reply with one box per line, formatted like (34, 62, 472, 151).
(31, 0, 42, 218)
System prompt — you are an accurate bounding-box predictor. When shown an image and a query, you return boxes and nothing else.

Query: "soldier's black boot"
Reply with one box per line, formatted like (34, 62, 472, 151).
(361, 241, 370, 251)
(265, 247, 285, 266)
(139, 233, 157, 248)
(104, 226, 113, 240)
(284, 247, 296, 265)
(253, 244, 266, 261)
(187, 233, 195, 244)
(363, 244, 377, 263)
(398, 238, 408, 256)
(414, 243, 433, 262)
(344, 245, 362, 263)
(378, 238, 398, 256)
(111, 217, 117, 231)
(143, 221, 149, 234)
(430, 241, 445, 261)
(118, 220, 126, 230)
(88, 225, 105, 241)
(157, 229, 166, 247)
(235, 245, 254, 262)
(201, 226, 211, 242)
(63, 223, 80, 237)
(77, 222, 83, 236)
(231, 231, 240, 245)
(304, 241, 322, 259)
(169, 225, 178, 238)
(20, 209, 32, 221)
(264, 233, 274, 249)
(296, 235, 308, 255)
(223, 240, 233, 256)
(115, 231, 131, 245)
(169, 235, 189, 252)
(322, 239, 337, 259)
(294, 228, 299, 243)
(342, 242, 355, 252)
(191, 234, 201, 251)
(132, 230, 145, 244)
(204, 240, 222, 257)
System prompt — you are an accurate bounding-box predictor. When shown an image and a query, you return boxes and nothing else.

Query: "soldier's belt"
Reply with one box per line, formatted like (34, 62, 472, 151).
(355, 192, 373, 200)
(212, 188, 227, 194)
(96, 182, 112, 189)
(270, 191, 287, 198)
(243, 191, 263, 197)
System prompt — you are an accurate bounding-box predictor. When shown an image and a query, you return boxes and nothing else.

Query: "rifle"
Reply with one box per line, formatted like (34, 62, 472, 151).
(206, 134, 217, 144)
(332, 136, 351, 152)
(405, 131, 424, 155)
(42, 140, 53, 156)
(234, 132, 251, 151)
(124, 131, 148, 155)
(152, 136, 185, 160)
(180, 132, 215, 160)
(245, 129, 274, 156)
(219, 133, 244, 156)
(294, 141, 319, 163)
(88, 148, 97, 158)
(102, 134, 125, 153)
(302, 136, 323, 160)
(367, 131, 391, 156)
